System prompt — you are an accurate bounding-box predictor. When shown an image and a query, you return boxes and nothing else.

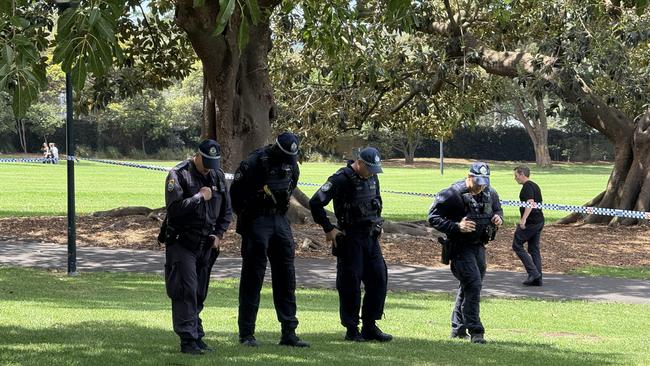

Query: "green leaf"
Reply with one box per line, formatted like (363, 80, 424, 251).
(70, 61, 87, 92)
(12, 74, 38, 117)
(246, 0, 261, 25)
(10, 16, 29, 28)
(94, 14, 116, 43)
(193, 0, 206, 8)
(213, 0, 236, 37)
(3, 45, 14, 66)
(238, 16, 249, 51)
(88, 9, 100, 26)
(57, 9, 77, 37)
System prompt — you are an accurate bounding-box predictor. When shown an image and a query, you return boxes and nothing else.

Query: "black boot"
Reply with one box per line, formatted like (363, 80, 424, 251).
(196, 339, 214, 352)
(470, 333, 487, 344)
(180, 340, 204, 355)
(523, 274, 542, 286)
(361, 323, 393, 342)
(344, 326, 365, 342)
(449, 329, 470, 340)
(239, 335, 259, 347)
(279, 331, 310, 348)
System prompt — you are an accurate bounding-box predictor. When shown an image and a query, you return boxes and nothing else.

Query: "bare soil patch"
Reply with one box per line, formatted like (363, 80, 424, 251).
(0, 216, 648, 274)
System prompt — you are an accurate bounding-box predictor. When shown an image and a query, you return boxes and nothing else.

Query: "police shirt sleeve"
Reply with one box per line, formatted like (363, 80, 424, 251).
(427, 189, 461, 233)
(491, 188, 504, 219)
(308, 173, 341, 233)
(165, 170, 202, 220)
(213, 171, 233, 239)
(291, 162, 300, 191)
(375, 176, 383, 217)
(229, 160, 253, 215)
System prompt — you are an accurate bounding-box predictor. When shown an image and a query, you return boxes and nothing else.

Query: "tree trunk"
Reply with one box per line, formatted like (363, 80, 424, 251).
(512, 94, 552, 168)
(176, 0, 277, 172)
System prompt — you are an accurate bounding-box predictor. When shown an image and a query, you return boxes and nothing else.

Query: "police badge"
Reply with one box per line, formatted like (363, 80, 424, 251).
(321, 181, 332, 192)
(167, 178, 175, 192)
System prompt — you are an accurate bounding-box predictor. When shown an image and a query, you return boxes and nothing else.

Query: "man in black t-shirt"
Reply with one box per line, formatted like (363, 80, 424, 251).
(512, 165, 545, 286)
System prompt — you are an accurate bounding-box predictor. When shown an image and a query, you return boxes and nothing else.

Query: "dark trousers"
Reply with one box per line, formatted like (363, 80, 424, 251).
(450, 244, 486, 335)
(336, 230, 387, 329)
(512, 222, 544, 277)
(238, 214, 298, 337)
(165, 241, 219, 342)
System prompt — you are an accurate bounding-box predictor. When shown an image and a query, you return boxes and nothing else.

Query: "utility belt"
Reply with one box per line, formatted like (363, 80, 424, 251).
(248, 206, 287, 216)
(332, 220, 383, 257)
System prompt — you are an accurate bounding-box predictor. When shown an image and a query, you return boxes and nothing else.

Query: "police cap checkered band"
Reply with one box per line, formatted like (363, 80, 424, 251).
(275, 132, 299, 156)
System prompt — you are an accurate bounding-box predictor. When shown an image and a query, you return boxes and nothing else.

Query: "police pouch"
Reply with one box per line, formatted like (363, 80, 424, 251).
(438, 237, 452, 265)
(157, 216, 178, 245)
(332, 233, 345, 257)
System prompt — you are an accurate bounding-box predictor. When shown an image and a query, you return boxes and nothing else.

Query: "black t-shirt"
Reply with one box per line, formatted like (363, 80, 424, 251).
(519, 180, 544, 224)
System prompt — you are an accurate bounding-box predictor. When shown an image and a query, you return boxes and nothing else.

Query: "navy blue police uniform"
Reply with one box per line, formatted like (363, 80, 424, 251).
(309, 147, 392, 342)
(163, 139, 232, 354)
(230, 132, 309, 348)
(427, 163, 502, 343)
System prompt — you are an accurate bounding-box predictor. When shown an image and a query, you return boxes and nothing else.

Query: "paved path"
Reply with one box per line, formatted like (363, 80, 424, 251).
(1, 239, 649, 304)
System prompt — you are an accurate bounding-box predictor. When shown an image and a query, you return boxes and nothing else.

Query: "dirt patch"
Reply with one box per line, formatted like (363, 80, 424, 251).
(0, 216, 649, 274)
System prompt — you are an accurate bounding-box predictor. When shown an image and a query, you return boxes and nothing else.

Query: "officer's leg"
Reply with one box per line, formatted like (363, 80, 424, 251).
(512, 226, 540, 277)
(454, 247, 485, 336)
(196, 246, 220, 342)
(336, 233, 363, 329)
(360, 236, 387, 324)
(165, 243, 200, 343)
(267, 215, 298, 333)
(450, 257, 467, 336)
(527, 223, 544, 276)
(238, 216, 271, 339)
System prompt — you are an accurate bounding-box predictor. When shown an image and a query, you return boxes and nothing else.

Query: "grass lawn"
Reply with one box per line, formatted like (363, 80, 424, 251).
(0, 159, 612, 224)
(0, 267, 649, 365)
(569, 266, 650, 280)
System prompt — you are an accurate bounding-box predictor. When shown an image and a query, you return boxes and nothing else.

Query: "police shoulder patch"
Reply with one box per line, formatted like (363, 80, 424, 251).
(234, 171, 243, 180)
(320, 181, 333, 192)
(167, 178, 175, 192)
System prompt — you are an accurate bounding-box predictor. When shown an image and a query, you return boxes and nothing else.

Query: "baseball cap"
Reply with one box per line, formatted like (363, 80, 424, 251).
(469, 162, 490, 186)
(198, 139, 221, 170)
(359, 147, 383, 174)
(275, 132, 299, 156)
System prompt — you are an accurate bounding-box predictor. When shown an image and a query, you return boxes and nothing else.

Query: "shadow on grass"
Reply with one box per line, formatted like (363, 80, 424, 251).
(0, 323, 622, 366)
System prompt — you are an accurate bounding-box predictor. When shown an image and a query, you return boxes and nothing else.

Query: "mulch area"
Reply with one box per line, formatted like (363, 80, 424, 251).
(1, 215, 649, 274)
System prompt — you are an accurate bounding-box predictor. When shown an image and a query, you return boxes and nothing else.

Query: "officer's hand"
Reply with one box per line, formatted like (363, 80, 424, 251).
(459, 217, 476, 233)
(199, 187, 212, 201)
(518, 218, 526, 229)
(492, 215, 503, 227)
(210, 235, 220, 250)
(326, 228, 341, 246)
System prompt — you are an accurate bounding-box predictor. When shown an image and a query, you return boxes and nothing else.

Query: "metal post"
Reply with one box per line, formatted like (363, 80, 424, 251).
(65, 72, 76, 275)
(439, 139, 444, 176)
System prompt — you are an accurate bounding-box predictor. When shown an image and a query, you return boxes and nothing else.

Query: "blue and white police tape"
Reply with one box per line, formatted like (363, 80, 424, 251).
(5, 156, 648, 220)
(0, 157, 50, 163)
(501, 200, 650, 220)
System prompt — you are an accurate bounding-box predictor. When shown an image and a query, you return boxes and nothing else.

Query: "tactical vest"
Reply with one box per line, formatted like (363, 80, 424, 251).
(462, 190, 497, 243)
(335, 168, 382, 227)
(256, 152, 294, 210)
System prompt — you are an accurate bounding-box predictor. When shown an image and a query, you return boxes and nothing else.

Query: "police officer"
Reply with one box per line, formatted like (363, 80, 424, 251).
(309, 147, 392, 343)
(427, 162, 503, 344)
(230, 132, 309, 348)
(163, 139, 232, 354)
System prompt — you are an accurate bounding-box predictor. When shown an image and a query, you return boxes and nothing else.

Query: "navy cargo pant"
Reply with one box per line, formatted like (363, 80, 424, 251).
(450, 243, 486, 336)
(512, 222, 544, 278)
(238, 214, 298, 338)
(336, 230, 388, 328)
(165, 239, 219, 342)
